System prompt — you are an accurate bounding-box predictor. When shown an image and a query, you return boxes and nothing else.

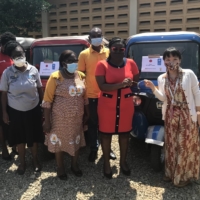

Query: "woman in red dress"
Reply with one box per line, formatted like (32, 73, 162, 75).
(95, 37, 139, 179)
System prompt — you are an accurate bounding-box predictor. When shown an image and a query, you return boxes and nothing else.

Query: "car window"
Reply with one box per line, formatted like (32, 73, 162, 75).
(33, 44, 87, 66)
(127, 42, 200, 79)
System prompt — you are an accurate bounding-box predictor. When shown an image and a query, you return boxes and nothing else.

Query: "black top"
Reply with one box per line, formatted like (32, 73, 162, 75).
(107, 58, 127, 68)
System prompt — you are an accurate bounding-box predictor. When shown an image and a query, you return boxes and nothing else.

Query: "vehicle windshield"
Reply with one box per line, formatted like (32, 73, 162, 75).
(127, 42, 200, 79)
(32, 44, 87, 66)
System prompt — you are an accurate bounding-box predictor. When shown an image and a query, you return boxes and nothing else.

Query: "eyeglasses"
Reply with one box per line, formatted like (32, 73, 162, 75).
(111, 47, 125, 53)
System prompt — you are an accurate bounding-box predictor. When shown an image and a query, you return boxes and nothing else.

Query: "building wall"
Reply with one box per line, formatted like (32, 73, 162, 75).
(29, 0, 132, 39)
(138, 0, 200, 33)
(28, 0, 200, 39)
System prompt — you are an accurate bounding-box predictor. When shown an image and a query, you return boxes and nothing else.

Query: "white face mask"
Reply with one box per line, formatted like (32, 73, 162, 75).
(91, 38, 103, 47)
(13, 57, 26, 67)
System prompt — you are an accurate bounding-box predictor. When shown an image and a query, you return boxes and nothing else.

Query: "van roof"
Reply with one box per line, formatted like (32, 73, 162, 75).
(31, 35, 90, 48)
(16, 37, 35, 50)
(127, 31, 200, 44)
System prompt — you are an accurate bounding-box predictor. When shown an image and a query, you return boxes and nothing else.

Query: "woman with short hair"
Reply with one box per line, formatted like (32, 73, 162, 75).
(145, 47, 200, 187)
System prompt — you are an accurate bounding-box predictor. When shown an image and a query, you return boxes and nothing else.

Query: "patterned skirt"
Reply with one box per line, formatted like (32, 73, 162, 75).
(44, 101, 85, 156)
(165, 105, 200, 185)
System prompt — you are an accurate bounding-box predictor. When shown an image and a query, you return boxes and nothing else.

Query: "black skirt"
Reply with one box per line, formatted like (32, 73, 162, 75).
(7, 104, 44, 147)
(0, 93, 9, 139)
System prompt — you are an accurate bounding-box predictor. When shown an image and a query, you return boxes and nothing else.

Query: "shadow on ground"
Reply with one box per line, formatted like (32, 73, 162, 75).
(0, 135, 200, 200)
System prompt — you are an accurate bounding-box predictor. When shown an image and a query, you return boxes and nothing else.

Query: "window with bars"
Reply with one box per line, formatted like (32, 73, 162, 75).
(154, 20, 166, 24)
(170, 9, 183, 14)
(139, 12, 151, 17)
(154, 1, 166, 6)
(140, 3, 151, 8)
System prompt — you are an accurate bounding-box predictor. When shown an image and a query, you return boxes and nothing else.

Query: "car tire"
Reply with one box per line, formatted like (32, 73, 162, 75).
(150, 145, 163, 172)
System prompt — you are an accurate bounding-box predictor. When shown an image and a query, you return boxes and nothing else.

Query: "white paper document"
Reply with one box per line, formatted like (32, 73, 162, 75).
(39, 62, 59, 76)
(141, 56, 166, 72)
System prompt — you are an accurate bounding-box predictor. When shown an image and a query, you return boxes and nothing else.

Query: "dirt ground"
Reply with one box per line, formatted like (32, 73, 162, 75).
(0, 136, 200, 200)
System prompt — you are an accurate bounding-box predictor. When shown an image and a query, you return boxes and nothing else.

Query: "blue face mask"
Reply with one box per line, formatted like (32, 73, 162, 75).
(91, 37, 103, 47)
(65, 63, 77, 74)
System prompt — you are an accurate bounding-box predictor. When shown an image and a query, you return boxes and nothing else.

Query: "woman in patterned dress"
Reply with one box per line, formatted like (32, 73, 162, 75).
(42, 50, 89, 180)
(145, 47, 200, 187)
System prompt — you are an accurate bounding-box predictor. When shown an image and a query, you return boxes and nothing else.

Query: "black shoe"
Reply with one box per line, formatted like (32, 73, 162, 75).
(57, 174, 68, 180)
(17, 164, 26, 175)
(88, 151, 97, 162)
(109, 150, 117, 160)
(12, 147, 19, 155)
(57, 168, 68, 180)
(71, 167, 83, 177)
(103, 169, 112, 179)
(120, 167, 131, 176)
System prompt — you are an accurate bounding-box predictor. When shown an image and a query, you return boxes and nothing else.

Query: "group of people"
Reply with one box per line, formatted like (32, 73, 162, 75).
(0, 28, 200, 188)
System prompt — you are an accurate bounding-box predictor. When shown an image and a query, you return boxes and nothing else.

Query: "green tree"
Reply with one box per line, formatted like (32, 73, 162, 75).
(0, 0, 51, 36)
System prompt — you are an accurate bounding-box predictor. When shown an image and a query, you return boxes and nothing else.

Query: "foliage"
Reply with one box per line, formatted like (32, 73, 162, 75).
(0, 0, 51, 36)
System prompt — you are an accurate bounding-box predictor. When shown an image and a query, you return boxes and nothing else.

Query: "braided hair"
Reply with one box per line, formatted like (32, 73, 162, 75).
(0, 32, 16, 46)
(4, 41, 25, 57)
(107, 37, 126, 61)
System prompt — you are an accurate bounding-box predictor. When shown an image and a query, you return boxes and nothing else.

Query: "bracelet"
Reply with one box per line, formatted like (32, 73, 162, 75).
(197, 111, 200, 115)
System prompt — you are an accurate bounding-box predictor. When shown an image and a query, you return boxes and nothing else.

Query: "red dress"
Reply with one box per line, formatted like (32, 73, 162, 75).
(95, 58, 139, 134)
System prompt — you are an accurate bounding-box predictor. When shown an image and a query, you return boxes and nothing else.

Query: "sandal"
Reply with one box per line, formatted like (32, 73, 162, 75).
(175, 180, 191, 188)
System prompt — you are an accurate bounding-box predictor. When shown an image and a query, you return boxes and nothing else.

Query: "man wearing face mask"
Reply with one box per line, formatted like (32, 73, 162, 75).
(0, 32, 16, 160)
(78, 27, 116, 162)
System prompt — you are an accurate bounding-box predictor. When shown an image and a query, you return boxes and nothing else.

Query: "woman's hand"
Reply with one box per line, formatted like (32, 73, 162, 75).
(122, 78, 132, 87)
(144, 79, 156, 91)
(3, 111, 9, 125)
(43, 121, 51, 133)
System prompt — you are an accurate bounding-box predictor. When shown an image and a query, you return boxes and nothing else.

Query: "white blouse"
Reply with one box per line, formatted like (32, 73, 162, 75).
(154, 69, 200, 122)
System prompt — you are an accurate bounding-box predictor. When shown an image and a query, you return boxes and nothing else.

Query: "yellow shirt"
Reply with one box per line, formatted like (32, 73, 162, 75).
(78, 45, 109, 98)
(43, 70, 86, 103)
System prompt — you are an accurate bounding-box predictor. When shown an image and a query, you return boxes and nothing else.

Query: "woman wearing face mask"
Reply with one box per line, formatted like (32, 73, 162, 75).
(0, 41, 44, 175)
(42, 50, 89, 180)
(144, 47, 200, 187)
(95, 37, 139, 179)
